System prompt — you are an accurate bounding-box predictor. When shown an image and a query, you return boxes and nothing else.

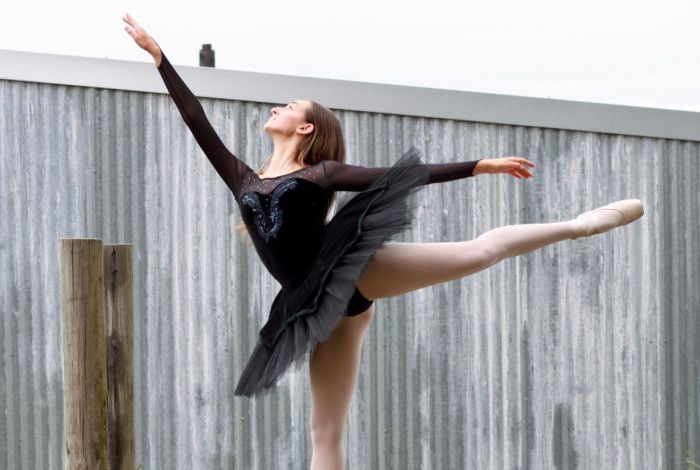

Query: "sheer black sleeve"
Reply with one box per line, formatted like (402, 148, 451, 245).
(321, 158, 481, 191)
(155, 48, 252, 199)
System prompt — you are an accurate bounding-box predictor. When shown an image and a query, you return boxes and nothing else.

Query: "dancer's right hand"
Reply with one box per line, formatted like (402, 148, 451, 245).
(122, 12, 162, 65)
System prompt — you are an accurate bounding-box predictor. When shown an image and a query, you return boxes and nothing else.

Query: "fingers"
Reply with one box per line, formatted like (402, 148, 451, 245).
(122, 12, 144, 36)
(123, 24, 138, 40)
(512, 163, 533, 178)
(122, 12, 138, 28)
(122, 13, 135, 36)
(505, 163, 531, 179)
(122, 12, 153, 48)
(494, 156, 535, 180)
(510, 156, 535, 168)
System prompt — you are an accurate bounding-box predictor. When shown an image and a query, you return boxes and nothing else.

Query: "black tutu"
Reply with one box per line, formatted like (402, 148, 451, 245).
(233, 146, 430, 397)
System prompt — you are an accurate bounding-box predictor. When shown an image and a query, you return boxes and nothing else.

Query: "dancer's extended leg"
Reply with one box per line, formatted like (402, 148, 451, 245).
(356, 222, 573, 299)
(356, 199, 643, 300)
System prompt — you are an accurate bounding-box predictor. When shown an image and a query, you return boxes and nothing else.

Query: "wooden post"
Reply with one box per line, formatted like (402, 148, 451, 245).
(103, 244, 134, 470)
(59, 239, 110, 470)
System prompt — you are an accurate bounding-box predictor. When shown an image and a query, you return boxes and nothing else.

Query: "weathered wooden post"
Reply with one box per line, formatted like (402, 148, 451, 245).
(59, 240, 136, 469)
(103, 244, 135, 470)
(59, 238, 110, 470)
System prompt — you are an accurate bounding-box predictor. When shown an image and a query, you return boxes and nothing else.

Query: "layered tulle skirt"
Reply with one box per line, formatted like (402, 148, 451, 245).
(234, 146, 430, 397)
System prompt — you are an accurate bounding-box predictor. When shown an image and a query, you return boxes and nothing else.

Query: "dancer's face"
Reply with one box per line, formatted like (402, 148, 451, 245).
(263, 99, 314, 137)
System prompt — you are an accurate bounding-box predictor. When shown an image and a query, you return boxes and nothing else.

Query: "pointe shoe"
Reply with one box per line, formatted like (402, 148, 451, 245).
(570, 199, 644, 240)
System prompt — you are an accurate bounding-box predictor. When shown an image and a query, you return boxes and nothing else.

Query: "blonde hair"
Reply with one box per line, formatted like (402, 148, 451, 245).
(236, 101, 346, 245)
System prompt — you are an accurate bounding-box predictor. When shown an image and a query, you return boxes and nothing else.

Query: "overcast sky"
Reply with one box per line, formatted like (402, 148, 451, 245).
(2, 0, 698, 112)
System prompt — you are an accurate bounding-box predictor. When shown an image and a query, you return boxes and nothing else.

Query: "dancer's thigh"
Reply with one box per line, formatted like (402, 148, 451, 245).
(356, 241, 494, 300)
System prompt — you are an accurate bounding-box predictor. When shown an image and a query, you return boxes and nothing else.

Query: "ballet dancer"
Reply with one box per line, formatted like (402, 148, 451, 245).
(123, 12, 643, 470)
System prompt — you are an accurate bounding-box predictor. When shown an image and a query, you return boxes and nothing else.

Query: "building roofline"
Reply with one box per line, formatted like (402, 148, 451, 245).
(1, 48, 698, 142)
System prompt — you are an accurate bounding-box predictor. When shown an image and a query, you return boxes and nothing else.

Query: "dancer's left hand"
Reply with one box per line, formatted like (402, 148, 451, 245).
(477, 157, 535, 179)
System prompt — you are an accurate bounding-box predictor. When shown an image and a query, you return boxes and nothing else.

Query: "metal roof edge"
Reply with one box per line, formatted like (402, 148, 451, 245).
(1, 48, 698, 142)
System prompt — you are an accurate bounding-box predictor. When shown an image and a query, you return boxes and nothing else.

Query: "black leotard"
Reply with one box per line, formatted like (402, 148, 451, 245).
(155, 49, 482, 396)
(156, 50, 480, 287)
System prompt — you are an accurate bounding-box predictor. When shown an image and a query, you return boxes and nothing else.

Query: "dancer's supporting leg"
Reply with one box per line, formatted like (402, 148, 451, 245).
(357, 199, 643, 300)
(309, 304, 375, 470)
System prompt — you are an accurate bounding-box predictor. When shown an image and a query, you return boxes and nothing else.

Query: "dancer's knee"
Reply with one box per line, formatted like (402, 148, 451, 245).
(464, 241, 501, 273)
(311, 424, 345, 448)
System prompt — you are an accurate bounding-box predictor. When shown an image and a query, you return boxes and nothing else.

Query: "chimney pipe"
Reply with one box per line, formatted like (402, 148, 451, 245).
(199, 44, 215, 67)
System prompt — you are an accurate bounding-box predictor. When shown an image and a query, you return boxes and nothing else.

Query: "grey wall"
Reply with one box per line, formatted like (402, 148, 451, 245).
(1, 50, 698, 469)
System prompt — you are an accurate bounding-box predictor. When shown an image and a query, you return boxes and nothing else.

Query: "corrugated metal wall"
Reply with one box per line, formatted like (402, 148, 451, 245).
(1, 76, 698, 470)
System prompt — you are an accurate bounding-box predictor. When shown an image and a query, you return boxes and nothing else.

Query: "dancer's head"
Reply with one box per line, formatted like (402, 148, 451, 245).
(262, 100, 345, 167)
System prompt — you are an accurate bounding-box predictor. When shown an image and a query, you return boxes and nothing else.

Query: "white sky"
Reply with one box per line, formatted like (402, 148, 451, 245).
(2, 0, 698, 112)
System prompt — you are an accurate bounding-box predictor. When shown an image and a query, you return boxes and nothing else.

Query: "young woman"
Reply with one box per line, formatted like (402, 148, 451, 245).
(124, 13, 643, 469)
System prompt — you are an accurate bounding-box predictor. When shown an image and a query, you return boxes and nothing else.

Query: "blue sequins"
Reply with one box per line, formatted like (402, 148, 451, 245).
(241, 179, 299, 242)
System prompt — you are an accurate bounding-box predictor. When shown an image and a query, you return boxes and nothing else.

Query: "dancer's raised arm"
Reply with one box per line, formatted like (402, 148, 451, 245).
(122, 13, 252, 198)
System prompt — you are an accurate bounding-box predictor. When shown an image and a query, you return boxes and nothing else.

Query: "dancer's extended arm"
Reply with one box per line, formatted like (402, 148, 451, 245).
(321, 158, 483, 192)
(154, 44, 252, 198)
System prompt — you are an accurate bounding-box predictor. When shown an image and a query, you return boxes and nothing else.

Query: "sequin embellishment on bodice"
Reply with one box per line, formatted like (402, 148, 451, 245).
(240, 179, 299, 242)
